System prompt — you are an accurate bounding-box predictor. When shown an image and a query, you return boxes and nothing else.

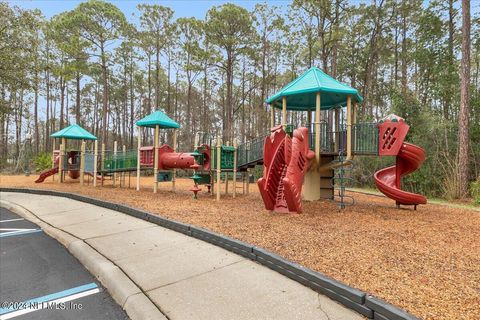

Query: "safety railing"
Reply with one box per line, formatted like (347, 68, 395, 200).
(308, 121, 341, 153)
(352, 123, 378, 155)
(61, 152, 80, 171)
(237, 135, 266, 169)
(103, 149, 138, 172)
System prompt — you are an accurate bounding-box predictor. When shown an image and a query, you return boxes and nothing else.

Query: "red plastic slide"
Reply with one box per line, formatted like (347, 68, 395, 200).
(258, 125, 314, 213)
(35, 167, 59, 183)
(374, 115, 427, 207)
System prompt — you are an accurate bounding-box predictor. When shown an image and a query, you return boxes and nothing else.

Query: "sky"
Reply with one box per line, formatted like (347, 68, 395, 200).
(7, 0, 480, 129)
(9, 0, 480, 24)
(9, 0, 291, 21)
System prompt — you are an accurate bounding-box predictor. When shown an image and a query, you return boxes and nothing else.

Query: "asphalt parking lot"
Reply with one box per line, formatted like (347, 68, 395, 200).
(0, 207, 128, 320)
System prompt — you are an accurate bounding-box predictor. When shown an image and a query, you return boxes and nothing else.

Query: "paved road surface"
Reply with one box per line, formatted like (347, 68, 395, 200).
(0, 207, 128, 320)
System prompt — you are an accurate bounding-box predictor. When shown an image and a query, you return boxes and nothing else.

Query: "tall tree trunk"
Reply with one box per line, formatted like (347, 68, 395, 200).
(66, 82, 69, 125)
(202, 60, 208, 132)
(445, 0, 455, 120)
(76, 72, 81, 125)
(225, 55, 233, 143)
(60, 76, 65, 129)
(52, 90, 57, 136)
(166, 48, 172, 145)
(331, 0, 340, 78)
(457, 0, 471, 198)
(34, 69, 39, 154)
(45, 68, 50, 152)
(167, 47, 171, 114)
(393, 2, 399, 85)
(130, 52, 135, 148)
(147, 54, 152, 114)
(155, 39, 160, 110)
(101, 43, 109, 146)
(258, 31, 267, 135)
(401, 3, 408, 95)
(94, 78, 99, 138)
(0, 87, 6, 159)
(187, 79, 192, 146)
(241, 58, 246, 142)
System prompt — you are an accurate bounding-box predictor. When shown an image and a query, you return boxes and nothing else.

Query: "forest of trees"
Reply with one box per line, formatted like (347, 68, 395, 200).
(1, 0, 479, 200)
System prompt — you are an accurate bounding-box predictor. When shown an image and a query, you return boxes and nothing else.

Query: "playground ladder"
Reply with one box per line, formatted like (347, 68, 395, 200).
(332, 152, 355, 209)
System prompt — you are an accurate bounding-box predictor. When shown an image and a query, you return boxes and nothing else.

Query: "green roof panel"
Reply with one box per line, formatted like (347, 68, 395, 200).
(50, 124, 97, 140)
(136, 110, 180, 129)
(266, 67, 363, 111)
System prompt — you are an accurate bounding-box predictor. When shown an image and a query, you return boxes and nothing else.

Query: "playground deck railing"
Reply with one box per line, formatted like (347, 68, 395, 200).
(61, 153, 80, 171)
(352, 123, 379, 155)
(237, 135, 266, 169)
(102, 149, 138, 172)
(305, 122, 379, 155)
(308, 121, 341, 153)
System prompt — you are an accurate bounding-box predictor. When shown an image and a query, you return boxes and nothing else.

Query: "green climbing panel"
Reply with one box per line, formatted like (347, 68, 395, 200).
(103, 150, 137, 172)
(211, 145, 235, 170)
(194, 173, 211, 185)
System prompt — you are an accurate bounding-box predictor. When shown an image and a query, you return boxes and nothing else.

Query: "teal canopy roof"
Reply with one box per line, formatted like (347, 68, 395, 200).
(51, 124, 97, 140)
(136, 110, 180, 129)
(266, 67, 363, 111)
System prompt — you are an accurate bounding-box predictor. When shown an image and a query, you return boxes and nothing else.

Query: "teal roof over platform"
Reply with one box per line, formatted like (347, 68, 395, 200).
(51, 124, 97, 140)
(266, 67, 363, 111)
(136, 110, 180, 129)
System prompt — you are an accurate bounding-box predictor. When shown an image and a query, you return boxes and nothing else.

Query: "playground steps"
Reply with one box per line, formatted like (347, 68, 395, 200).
(258, 136, 287, 211)
(273, 161, 289, 213)
(319, 155, 335, 200)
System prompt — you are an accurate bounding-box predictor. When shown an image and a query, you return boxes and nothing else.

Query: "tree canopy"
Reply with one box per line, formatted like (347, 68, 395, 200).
(0, 0, 479, 199)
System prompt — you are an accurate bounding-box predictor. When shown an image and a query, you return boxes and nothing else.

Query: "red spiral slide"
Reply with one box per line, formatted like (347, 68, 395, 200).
(374, 116, 427, 207)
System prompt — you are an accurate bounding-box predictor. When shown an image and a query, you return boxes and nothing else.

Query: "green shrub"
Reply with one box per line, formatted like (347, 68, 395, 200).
(471, 179, 480, 206)
(34, 152, 52, 173)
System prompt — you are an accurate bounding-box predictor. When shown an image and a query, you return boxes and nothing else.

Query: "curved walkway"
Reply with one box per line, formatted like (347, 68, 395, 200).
(0, 192, 362, 320)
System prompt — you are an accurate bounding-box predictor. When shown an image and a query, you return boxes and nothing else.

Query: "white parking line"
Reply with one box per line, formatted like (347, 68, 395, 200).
(0, 230, 42, 238)
(0, 219, 24, 223)
(0, 228, 36, 232)
(0, 288, 100, 319)
(0, 283, 99, 319)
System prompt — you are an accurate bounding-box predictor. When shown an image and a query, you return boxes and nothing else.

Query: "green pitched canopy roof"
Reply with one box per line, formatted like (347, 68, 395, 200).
(136, 110, 180, 129)
(50, 124, 97, 140)
(266, 67, 363, 111)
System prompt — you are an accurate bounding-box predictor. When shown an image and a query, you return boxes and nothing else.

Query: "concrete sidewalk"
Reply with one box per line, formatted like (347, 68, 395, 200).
(0, 192, 363, 320)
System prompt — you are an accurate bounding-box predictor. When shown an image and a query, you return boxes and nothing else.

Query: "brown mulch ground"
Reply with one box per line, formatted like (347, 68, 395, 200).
(1, 174, 479, 320)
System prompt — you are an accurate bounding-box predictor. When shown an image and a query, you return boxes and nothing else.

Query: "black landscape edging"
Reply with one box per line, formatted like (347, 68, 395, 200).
(0, 187, 418, 320)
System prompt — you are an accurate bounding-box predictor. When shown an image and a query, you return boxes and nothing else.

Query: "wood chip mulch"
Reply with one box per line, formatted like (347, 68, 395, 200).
(1, 174, 479, 320)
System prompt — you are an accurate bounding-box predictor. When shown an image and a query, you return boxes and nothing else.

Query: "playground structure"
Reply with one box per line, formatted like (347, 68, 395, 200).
(38, 111, 245, 201)
(36, 67, 427, 213)
(255, 67, 427, 212)
(35, 124, 97, 184)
